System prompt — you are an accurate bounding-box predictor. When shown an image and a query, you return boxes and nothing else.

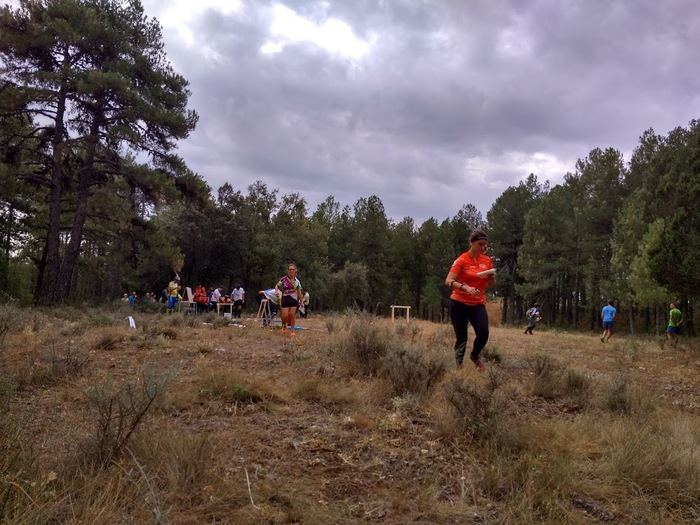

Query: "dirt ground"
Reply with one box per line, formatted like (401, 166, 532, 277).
(2, 309, 700, 524)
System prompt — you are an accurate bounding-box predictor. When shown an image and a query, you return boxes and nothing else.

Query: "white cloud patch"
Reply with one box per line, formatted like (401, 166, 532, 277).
(158, 0, 244, 48)
(465, 152, 572, 190)
(260, 3, 375, 60)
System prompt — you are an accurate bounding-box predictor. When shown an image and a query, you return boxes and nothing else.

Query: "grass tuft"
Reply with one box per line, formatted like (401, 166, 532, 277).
(198, 369, 277, 404)
(92, 330, 123, 351)
(563, 369, 593, 406)
(528, 354, 562, 400)
(603, 376, 654, 416)
(292, 377, 359, 408)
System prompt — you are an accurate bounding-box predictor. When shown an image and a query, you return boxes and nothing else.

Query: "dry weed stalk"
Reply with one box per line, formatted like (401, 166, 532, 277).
(83, 368, 173, 468)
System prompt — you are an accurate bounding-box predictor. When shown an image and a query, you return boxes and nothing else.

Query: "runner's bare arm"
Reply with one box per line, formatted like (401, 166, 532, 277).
(444, 271, 478, 295)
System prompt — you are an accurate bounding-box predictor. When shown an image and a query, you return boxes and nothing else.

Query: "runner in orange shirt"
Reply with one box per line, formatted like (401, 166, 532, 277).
(444, 229, 496, 370)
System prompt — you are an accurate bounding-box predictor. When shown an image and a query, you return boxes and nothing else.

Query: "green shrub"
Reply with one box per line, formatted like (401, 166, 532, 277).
(334, 321, 392, 375)
(380, 344, 446, 397)
(85, 312, 117, 328)
(481, 346, 503, 364)
(391, 393, 421, 414)
(443, 375, 508, 440)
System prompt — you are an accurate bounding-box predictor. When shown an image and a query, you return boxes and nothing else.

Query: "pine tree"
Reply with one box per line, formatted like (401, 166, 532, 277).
(1, 0, 198, 303)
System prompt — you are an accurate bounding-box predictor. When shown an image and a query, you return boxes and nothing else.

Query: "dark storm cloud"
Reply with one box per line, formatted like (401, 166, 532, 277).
(141, 0, 700, 221)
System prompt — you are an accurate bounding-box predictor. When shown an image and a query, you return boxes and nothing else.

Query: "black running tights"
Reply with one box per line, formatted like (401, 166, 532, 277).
(450, 300, 489, 365)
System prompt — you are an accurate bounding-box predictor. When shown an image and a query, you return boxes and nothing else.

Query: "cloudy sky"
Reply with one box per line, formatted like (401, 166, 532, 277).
(111, 1, 700, 219)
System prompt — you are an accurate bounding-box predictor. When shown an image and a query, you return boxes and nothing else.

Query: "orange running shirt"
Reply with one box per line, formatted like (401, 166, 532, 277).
(449, 252, 493, 305)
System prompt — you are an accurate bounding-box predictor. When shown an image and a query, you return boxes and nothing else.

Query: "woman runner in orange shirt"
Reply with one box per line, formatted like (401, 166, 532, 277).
(444, 229, 496, 370)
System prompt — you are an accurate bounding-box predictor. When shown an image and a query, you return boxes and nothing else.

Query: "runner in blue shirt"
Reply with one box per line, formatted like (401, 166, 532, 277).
(600, 300, 616, 343)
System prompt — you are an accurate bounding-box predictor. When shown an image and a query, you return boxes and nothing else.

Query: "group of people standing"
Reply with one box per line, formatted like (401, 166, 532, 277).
(162, 265, 311, 333)
(164, 277, 245, 317)
(192, 284, 246, 317)
(121, 291, 158, 305)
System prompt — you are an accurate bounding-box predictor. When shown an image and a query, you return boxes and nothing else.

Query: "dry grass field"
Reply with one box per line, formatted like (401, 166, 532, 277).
(1, 305, 700, 524)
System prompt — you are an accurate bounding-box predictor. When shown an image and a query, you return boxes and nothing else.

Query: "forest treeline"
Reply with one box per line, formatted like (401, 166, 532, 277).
(1, 0, 698, 334)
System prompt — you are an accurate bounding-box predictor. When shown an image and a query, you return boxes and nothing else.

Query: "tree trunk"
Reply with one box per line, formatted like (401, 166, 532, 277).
(689, 299, 695, 337)
(501, 295, 508, 325)
(573, 278, 579, 329)
(628, 300, 635, 336)
(40, 79, 69, 304)
(654, 303, 660, 337)
(549, 289, 556, 326)
(1, 205, 12, 291)
(55, 112, 100, 301)
(684, 298, 694, 337)
(573, 236, 581, 328)
(590, 274, 599, 331)
(643, 306, 650, 334)
(33, 235, 49, 303)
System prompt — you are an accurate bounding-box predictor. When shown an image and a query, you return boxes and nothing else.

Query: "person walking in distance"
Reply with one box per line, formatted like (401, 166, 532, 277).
(665, 302, 683, 348)
(600, 300, 616, 343)
(444, 229, 496, 371)
(524, 302, 541, 335)
(208, 286, 221, 312)
(300, 290, 310, 318)
(193, 284, 208, 314)
(231, 284, 245, 319)
(166, 276, 181, 314)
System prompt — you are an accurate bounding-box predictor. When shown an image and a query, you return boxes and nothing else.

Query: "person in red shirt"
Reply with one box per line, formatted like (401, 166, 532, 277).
(193, 285, 208, 314)
(444, 229, 496, 370)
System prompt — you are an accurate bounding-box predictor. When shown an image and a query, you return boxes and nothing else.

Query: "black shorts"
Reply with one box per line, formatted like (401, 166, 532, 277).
(281, 295, 298, 308)
(233, 299, 243, 306)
